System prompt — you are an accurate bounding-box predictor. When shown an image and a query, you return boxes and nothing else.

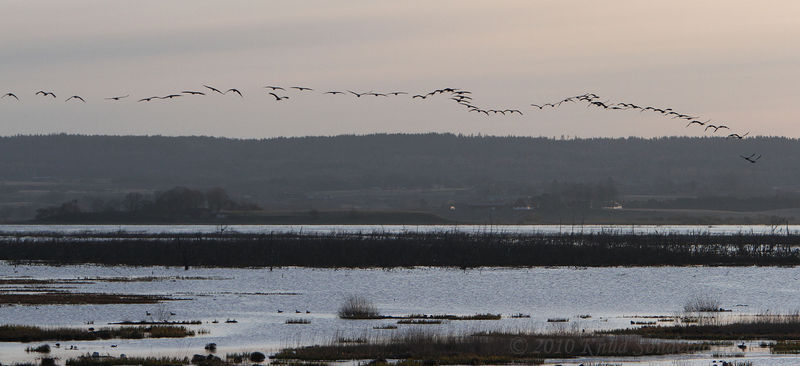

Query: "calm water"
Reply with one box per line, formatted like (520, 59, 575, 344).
(2, 262, 800, 364)
(0, 223, 797, 236)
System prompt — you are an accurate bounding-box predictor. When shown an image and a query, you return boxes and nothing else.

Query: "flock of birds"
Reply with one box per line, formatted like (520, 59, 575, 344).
(2, 84, 760, 163)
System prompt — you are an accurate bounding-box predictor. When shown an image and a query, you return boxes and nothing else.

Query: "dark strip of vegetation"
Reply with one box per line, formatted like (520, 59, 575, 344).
(397, 319, 443, 325)
(406, 313, 501, 320)
(2, 231, 799, 268)
(0, 293, 176, 305)
(109, 320, 202, 325)
(273, 330, 707, 362)
(65, 357, 196, 366)
(609, 315, 800, 340)
(0, 325, 194, 342)
(771, 340, 800, 354)
(25, 344, 50, 353)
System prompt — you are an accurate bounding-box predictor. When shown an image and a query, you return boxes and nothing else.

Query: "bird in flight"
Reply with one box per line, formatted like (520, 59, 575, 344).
(65, 95, 85, 102)
(686, 120, 706, 127)
(2, 93, 19, 101)
(138, 96, 158, 102)
(324, 91, 345, 95)
(504, 109, 523, 115)
(264, 86, 285, 91)
(225, 88, 243, 97)
(727, 132, 749, 139)
(704, 124, 729, 133)
(204, 85, 224, 94)
(268, 92, 289, 101)
(411, 94, 427, 99)
(182, 91, 205, 95)
(291, 86, 313, 91)
(740, 154, 761, 164)
(348, 90, 365, 98)
(160, 94, 182, 99)
(36, 91, 56, 98)
(105, 95, 129, 101)
(388, 92, 408, 96)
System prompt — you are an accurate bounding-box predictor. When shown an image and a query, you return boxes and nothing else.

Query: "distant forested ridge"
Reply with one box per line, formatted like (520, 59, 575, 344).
(0, 133, 799, 222)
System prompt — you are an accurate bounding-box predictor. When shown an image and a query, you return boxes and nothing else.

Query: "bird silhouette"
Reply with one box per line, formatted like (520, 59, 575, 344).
(138, 96, 158, 102)
(388, 92, 408, 96)
(347, 90, 365, 97)
(324, 91, 345, 95)
(160, 94, 182, 99)
(105, 95, 129, 100)
(727, 132, 749, 139)
(65, 95, 85, 102)
(504, 109, 523, 115)
(225, 88, 243, 97)
(264, 86, 285, 90)
(36, 91, 56, 98)
(181, 91, 205, 95)
(412, 94, 427, 99)
(291, 86, 313, 91)
(2, 93, 19, 101)
(740, 154, 761, 163)
(268, 92, 289, 101)
(204, 85, 224, 94)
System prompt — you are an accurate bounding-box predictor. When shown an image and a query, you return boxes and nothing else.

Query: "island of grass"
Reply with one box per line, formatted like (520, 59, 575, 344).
(273, 330, 708, 364)
(608, 314, 800, 340)
(0, 325, 195, 342)
(0, 293, 179, 305)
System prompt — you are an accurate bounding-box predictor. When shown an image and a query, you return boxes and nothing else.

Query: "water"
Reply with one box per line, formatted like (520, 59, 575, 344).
(3, 262, 800, 364)
(0, 223, 797, 236)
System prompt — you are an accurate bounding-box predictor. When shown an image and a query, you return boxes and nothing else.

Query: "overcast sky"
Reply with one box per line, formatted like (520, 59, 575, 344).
(0, 1, 798, 138)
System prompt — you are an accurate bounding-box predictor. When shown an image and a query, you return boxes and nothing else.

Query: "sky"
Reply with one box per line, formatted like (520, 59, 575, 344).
(0, 0, 798, 139)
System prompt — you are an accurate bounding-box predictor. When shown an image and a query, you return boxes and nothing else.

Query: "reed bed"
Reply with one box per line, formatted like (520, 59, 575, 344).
(609, 314, 800, 340)
(406, 313, 501, 320)
(65, 356, 199, 366)
(273, 329, 707, 362)
(1, 231, 799, 268)
(0, 325, 194, 342)
(0, 293, 174, 305)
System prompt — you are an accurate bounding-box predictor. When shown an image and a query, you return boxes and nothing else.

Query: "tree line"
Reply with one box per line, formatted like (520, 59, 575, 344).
(34, 186, 260, 221)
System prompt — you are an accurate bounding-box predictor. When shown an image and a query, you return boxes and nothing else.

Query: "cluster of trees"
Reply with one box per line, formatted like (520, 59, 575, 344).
(35, 186, 260, 220)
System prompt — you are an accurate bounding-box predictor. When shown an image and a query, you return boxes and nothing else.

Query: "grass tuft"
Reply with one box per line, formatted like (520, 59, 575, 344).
(338, 295, 381, 319)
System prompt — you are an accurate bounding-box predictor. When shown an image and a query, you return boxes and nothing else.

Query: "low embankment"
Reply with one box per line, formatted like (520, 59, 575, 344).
(1, 231, 798, 268)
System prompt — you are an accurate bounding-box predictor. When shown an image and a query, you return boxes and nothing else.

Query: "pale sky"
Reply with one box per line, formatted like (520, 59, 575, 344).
(0, 0, 798, 138)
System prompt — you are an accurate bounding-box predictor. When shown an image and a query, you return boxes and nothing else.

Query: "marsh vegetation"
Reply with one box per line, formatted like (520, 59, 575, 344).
(0, 325, 194, 342)
(273, 329, 708, 363)
(609, 314, 800, 340)
(3, 231, 799, 268)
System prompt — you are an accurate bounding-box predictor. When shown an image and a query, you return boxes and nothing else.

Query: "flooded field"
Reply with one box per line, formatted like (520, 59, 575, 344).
(3, 262, 800, 364)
